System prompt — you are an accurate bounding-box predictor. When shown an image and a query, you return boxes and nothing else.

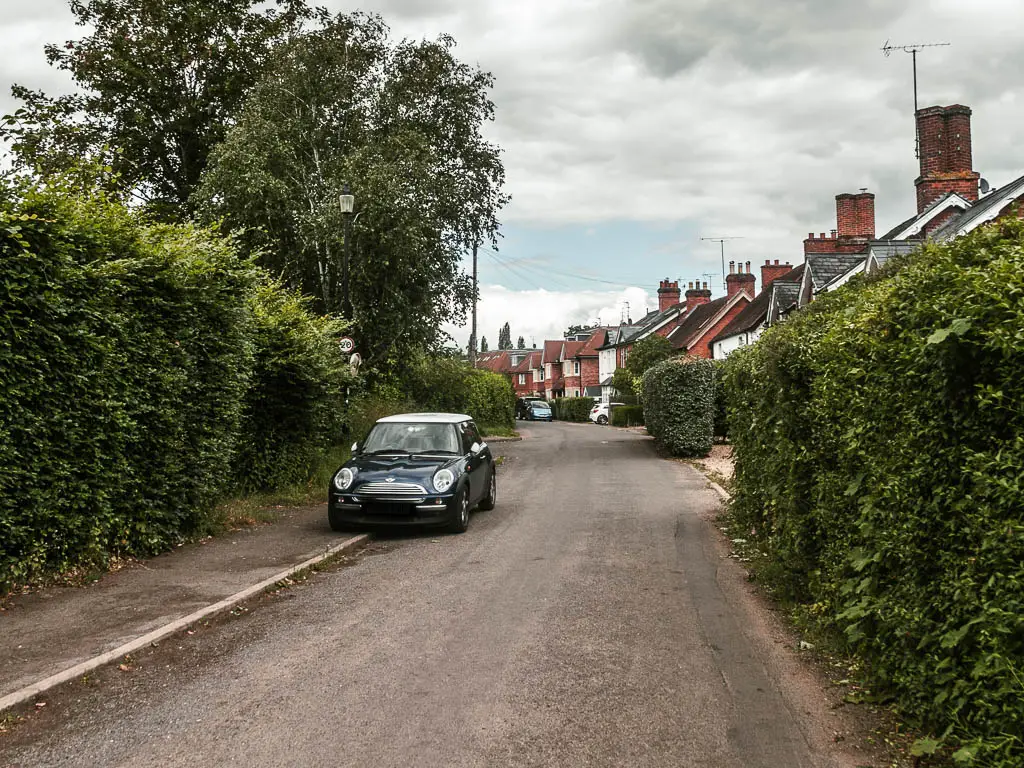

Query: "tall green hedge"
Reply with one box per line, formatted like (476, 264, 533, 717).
(402, 354, 514, 430)
(0, 183, 352, 591)
(641, 357, 714, 456)
(233, 280, 349, 491)
(723, 221, 1024, 766)
(553, 396, 593, 422)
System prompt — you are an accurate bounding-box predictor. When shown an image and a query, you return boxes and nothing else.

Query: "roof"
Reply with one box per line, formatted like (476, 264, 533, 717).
(710, 286, 773, 345)
(542, 340, 563, 364)
(930, 173, 1024, 241)
(866, 240, 922, 270)
(666, 295, 731, 350)
(805, 253, 868, 292)
(377, 413, 472, 424)
(767, 264, 806, 323)
(474, 350, 512, 374)
(880, 191, 971, 240)
(562, 340, 586, 359)
(576, 328, 607, 357)
(597, 324, 643, 349)
(512, 351, 542, 373)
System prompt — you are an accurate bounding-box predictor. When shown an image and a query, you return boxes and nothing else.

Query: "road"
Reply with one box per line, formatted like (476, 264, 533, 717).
(2, 422, 866, 767)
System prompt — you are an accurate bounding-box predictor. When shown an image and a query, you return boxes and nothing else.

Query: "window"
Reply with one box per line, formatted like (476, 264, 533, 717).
(518, 373, 526, 384)
(460, 421, 482, 453)
(573, 361, 580, 375)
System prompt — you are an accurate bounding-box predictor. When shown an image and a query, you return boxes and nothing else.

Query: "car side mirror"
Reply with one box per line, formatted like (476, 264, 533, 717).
(470, 442, 483, 455)
(351, 442, 360, 455)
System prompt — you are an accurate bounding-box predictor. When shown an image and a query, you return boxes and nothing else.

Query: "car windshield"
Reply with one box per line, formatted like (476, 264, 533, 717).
(362, 422, 461, 454)
(531, 403, 550, 410)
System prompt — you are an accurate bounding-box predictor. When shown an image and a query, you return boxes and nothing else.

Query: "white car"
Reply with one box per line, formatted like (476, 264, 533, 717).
(589, 402, 626, 425)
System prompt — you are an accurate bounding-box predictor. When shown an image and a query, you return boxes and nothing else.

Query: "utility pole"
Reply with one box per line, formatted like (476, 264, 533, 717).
(881, 40, 951, 157)
(469, 238, 479, 366)
(700, 236, 744, 291)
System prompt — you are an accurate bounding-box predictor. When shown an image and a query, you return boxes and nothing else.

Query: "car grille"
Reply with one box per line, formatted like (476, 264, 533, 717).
(354, 482, 428, 502)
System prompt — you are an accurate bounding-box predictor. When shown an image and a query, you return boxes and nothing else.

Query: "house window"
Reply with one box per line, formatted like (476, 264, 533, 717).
(573, 361, 580, 375)
(518, 373, 526, 385)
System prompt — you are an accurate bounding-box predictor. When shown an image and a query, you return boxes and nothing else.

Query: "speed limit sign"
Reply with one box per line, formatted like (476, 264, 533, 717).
(338, 336, 356, 354)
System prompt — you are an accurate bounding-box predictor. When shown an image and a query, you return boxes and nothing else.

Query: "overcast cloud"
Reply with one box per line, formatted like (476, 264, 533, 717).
(2, 0, 1022, 348)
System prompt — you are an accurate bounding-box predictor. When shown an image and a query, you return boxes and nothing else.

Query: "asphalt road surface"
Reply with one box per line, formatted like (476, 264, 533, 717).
(3, 422, 863, 768)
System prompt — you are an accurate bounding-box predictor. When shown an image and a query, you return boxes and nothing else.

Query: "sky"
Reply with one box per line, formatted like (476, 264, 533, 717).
(2, 0, 1023, 350)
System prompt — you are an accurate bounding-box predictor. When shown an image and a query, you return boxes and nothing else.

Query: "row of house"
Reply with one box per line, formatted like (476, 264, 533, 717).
(477, 102, 1024, 402)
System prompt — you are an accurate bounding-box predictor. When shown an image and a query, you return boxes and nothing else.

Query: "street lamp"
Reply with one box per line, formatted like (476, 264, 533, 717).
(339, 183, 355, 316)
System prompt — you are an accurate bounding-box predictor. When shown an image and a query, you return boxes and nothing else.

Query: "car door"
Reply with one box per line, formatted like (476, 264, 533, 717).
(460, 421, 489, 504)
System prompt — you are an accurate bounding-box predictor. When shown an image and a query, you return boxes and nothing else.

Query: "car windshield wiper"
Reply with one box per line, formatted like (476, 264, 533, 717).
(413, 450, 459, 456)
(366, 449, 411, 455)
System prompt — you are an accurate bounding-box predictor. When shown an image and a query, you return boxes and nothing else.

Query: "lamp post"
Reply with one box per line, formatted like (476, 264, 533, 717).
(339, 183, 355, 316)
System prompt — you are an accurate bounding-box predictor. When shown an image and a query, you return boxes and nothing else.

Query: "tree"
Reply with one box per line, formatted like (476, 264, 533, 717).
(195, 12, 507, 368)
(565, 322, 596, 338)
(498, 322, 512, 350)
(480, 336, 489, 353)
(1, 0, 307, 218)
(517, 335, 525, 349)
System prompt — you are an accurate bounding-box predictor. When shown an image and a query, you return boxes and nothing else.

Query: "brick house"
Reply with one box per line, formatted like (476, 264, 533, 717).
(712, 102, 1024, 359)
(476, 348, 543, 397)
(511, 350, 543, 396)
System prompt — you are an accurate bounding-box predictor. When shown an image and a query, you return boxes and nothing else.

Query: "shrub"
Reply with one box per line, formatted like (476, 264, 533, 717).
(711, 360, 729, 439)
(233, 279, 353, 491)
(610, 405, 644, 427)
(0, 186, 256, 589)
(553, 397, 593, 422)
(641, 357, 714, 456)
(465, 369, 515, 430)
(723, 221, 1024, 765)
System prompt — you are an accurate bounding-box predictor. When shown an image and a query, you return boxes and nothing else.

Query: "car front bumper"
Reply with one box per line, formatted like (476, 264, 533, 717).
(329, 492, 458, 527)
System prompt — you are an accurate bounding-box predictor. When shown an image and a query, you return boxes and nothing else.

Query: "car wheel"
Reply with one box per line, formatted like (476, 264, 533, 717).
(478, 468, 497, 511)
(328, 507, 352, 532)
(447, 489, 470, 534)
(597, 414, 608, 425)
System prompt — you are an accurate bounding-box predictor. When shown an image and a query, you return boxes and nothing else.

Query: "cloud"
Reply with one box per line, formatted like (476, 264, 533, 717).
(444, 284, 655, 350)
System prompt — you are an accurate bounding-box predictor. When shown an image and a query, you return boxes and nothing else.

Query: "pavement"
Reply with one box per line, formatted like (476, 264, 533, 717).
(0, 502, 366, 710)
(1, 422, 886, 768)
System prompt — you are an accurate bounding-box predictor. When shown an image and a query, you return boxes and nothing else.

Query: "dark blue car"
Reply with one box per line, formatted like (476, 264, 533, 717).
(329, 413, 496, 534)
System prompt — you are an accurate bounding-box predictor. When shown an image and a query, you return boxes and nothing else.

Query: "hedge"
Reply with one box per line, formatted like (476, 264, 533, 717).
(0, 183, 353, 591)
(402, 354, 515, 431)
(233, 280, 350, 491)
(711, 360, 729, 439)
(722, 221, 1024, 766)
(552, 396, 593, 422)
(641, 357, 714, 457)
(610, 405, 644, 427)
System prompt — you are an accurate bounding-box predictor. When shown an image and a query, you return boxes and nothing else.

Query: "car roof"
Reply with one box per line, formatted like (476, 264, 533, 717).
(376, 413, 472, 424)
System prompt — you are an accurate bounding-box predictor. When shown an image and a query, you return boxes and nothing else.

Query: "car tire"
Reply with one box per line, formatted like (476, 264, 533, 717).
(478, 468, 497, 511)
(597, 414, 608, 425)
(328, 507, 352, 532)
(447, 488, 470, 534)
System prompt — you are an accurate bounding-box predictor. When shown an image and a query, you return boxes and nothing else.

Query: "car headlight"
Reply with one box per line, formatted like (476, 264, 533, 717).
(433, 468, 455, 493)
(334, 467, 355, 491)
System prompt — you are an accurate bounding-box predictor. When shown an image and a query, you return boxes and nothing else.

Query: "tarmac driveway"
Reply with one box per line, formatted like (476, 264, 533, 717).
(2, 421, 874, 767)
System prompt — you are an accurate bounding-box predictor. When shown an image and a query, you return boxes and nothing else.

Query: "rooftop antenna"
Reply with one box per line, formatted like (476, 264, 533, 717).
(700, 236, 744, 290)
(881, 40, 951, 158)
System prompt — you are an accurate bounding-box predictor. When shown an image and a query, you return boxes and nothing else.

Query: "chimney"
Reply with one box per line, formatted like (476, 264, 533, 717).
(726, 263, 756, 299)
(657, 278, 681, 312)
(761, 259, 793, 290)
(835, 192, 875, 240)
(915, 104, 980, 213)
(684, 279, 712, 312)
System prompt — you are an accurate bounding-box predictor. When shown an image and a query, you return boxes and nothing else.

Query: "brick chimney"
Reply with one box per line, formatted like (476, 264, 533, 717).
(725, 261, 755, 299)
(684, 280, 712, 313)
(915, 104, 980, 213)
(657, 278, 681, 312)
(760, 259, 793, 290)
(836, 192, 875, 239)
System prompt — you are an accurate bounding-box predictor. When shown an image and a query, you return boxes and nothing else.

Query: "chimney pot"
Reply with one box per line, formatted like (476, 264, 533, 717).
(703, 282, 708, 290)
(729, 261, 736, 274)
(774, 259, 779, 265)
(820, 233, 826, 239)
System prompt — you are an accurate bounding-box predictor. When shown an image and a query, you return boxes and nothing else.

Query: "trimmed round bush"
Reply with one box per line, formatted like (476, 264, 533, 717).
(641, 357, 714, 457)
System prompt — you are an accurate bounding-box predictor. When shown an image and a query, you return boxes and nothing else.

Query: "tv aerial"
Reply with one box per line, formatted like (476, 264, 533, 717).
(700, 236, 744, 290)
(882, 40, 951, 158)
